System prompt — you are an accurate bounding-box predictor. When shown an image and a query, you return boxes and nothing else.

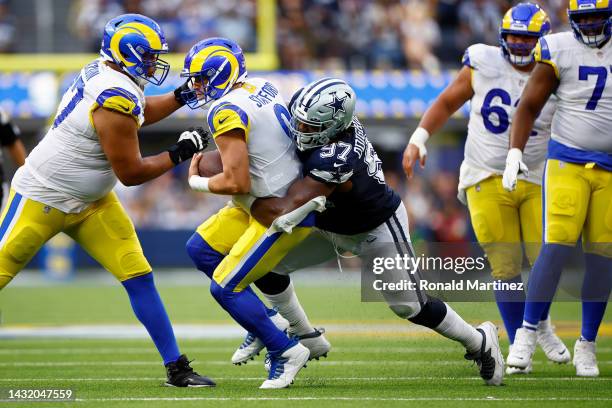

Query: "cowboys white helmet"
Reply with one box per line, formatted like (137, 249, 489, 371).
(290, 78, 356, 151)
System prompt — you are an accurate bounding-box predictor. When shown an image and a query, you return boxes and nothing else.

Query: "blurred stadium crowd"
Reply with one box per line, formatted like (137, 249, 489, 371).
(0, 0, 571, 243)
(1, 0, 570, 69)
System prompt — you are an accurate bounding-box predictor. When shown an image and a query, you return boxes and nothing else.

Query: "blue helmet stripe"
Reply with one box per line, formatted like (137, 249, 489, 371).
(303, 80, 346, 109)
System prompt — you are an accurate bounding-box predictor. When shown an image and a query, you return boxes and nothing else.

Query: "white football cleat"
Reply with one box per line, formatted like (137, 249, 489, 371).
(231, 312, 289, 365)
(507, 327, 536, 369)
(292, 328, 331, 360)
(465, 322, 504, 386)
(260, 341, 310, 389)
(506, 345, 532, 375)
(264, 328, 331, 372)
(573, 338, 599, 377)
(537, 317, 570, 364)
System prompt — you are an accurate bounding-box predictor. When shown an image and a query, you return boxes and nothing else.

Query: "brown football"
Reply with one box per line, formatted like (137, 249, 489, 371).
(198, 150, 223, 177)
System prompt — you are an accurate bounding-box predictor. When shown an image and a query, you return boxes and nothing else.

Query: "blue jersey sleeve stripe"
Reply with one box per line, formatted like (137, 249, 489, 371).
(220, 105, 249, 128)
(207, 102, 231, 132)
(96, 87, 142, 116)
(538, 37, 552, 61)
(461, 49, 473, 68)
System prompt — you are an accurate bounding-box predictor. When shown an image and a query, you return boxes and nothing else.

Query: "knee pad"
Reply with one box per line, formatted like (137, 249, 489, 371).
(408, 296, 447, 329)
(254, 272, 291, 295)
(546, 187, 581, 243)
(5, 226, 44, 263)
(483, 243, 522, 281)
(389, 302, 422, 320)
(186, 233, 224, 279)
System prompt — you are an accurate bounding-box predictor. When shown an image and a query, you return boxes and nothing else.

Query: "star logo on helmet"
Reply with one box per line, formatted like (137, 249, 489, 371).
(324, 92, 350, 116)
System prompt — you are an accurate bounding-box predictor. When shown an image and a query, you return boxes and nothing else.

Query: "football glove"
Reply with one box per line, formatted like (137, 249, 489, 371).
(168, 127, 210, 165)
(173, 80, 195, 106)
(502, 148, 529, 192)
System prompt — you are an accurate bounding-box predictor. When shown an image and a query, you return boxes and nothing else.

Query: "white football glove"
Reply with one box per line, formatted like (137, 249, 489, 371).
(502, 148, 529, 191)
(168, 127, 210, 165)
(270, 196, 327, 234)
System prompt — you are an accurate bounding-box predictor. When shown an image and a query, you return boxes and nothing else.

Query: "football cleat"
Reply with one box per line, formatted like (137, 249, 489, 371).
(231, 312, 290, 365)
(464, 322, 504, 386)
(293, 328, 331, 361)
(260, 340, 310, 389)
(506, 345, 532, 375)
(507, 327, 537, 369)
(573, 338, 599, 377)
(264, 328, 330, 372)
(164, 354, 216, 387)
(537, 317, 570, 364)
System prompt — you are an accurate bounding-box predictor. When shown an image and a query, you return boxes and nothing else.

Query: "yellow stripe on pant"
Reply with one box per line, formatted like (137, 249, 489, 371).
(0, 190, 151, 289)
(197, 204, 312, 292)
(466, 176, 542, 280)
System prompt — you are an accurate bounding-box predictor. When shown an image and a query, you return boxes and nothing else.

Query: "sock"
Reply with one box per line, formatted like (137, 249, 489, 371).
(493, 275, 525, 344)
(210, 281, 291, 355)
(580, 253, 612, 342)
(539, 302, 551, 322)
(433, 302, 482, 354)
(261, 281, 315, 336)
(185, 233, 223, 279)
(523, 244, 571, 327)
(122, 273, 180, 365)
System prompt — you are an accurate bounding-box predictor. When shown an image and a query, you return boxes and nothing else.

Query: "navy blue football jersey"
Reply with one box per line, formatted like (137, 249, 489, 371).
(297, 118, 401, 235)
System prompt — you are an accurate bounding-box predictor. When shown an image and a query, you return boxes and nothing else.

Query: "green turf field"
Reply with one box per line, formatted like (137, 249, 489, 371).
(0, 281, 610, 407)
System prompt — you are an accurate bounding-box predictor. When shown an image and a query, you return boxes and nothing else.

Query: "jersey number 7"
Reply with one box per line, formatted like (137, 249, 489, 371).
(578, 66, 611, 111)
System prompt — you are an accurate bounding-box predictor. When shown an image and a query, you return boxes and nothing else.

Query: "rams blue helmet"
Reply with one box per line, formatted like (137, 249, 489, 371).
(568, 0, 612, 47)
(499, 3, 551, 66)
(100, 14, 170, 86)
(180, 38, 248, 109)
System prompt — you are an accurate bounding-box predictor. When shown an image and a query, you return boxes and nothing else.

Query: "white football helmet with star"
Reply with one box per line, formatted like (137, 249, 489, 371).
(290, 78, 356, 151)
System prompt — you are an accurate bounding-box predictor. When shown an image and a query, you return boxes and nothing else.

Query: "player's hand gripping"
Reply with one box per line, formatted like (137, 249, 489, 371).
(189, 152, 203, 178)
(167, 127, 210, 165)
(502, 148, 529, 191)
(402, 127, 429, 179)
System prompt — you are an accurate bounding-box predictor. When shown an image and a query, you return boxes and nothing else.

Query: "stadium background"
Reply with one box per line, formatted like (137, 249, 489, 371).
(0, 0, 570, 271)
(1, 2, 611, 405)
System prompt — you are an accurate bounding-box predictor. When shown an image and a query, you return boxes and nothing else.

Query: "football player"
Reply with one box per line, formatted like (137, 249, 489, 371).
(0, 107, 26, 209)
(402, 3, 570, 374)
(0, 14, 214, 387)
(183, 38, 318, 389)
(225, 78, 505, 386)
(505, 0, 612, 377)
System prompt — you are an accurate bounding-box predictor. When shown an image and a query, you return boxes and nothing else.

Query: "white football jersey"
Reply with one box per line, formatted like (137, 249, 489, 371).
(460, 43, 556, 196)
(13, 59, 145, 213)
(206, 78, 301, 198)
(535, 32, 612, 155)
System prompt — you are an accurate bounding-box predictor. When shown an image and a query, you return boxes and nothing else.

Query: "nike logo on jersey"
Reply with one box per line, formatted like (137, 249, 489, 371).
(333, 162, 344, 168)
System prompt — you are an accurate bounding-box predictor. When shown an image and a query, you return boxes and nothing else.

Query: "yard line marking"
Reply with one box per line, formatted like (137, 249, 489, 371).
(68, 397, 612, 402)
(1, 377, 611, 382)
(2, 360, 612, 367)
(0, 346, 469, 355)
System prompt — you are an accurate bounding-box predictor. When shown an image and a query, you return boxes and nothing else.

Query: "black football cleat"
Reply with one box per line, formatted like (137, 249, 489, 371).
(164, 354, 216, 387)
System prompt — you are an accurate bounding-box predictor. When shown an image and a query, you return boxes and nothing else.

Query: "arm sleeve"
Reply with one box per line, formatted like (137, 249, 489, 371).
(91, 87, 143, 127)
(206, 102, 250, 140)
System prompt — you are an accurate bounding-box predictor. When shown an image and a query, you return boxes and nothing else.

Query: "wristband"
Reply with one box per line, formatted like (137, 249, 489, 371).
(409, 127, 430, 147)
(189, 175, 211, 192)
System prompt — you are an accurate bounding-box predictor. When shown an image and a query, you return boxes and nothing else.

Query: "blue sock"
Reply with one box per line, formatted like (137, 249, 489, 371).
(580, 253, 612, 342)
(122, 273, 180, 365)
(523, 244, 571, 329)
(210, 281, 291, 355)
(186, 233, 223, 279)
(494, 275, 525, 344)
